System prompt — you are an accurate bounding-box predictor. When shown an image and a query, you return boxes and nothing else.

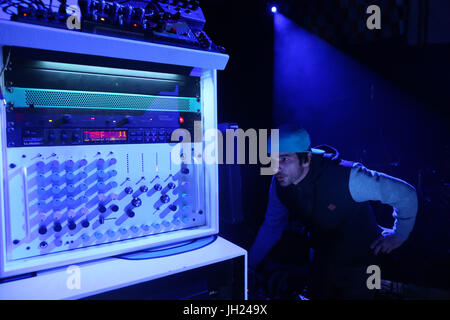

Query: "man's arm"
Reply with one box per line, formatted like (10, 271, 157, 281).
(349, 163, 418, 253)
(248, 177, 289, 269)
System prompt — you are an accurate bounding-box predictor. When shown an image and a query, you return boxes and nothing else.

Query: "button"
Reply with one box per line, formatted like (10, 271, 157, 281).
(125, 186, 133, 194)
(38, 225, 47, 235)
(131, 198, 142, 207)
(97, 170, 107, 180)
(167, 182, 176, 189)
(79, 159, 88, 167)
(65, 160, 75, 170)
(154, 184, 162, 191)
(169, 204, 177, 211)
(181, 167, 189, 174)
(151, 223, 160, 230)
(98, 205, 107, 213)
(162, 221, 170, 227)
(81, 219, 90, 228)
(68, 209, 76, 218)
(160, 194, 170, 203)
(51, 173, 61, 183)
(97, 182, 106, 192)
(68, 220, 76, 230)
(39, 241, 48, 248)
(97, 158, 106, 168)
(109, 169, 118, 177)
(82, 234, 90, 242)
(79, 183, 88, 191)
(140, 185, 148, 192)
(107, 230, 115, 238)
(53, 211, 62, 220)
(53, 222, 62, 232)
(36, 161, 46, 172)
(111, 204, 119, 212)
(130, 226, 139, 233)
(109, 158, 117, 165)
(141, 224, 150, 231)
(94, 232, 103, 240)
(50, 160, 59, 170)
(119, 228, 127, 235)
(67, 196, 77, 208)
(67, 184, 76, 194)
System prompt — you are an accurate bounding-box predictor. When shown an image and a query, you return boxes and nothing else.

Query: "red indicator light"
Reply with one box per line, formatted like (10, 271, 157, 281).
(133, 23, 137, 27)
(90, 117, 95, 120)
(23, 13, 27, 17)
(149, 118, 153, 121)
(179, 117, 184, 124)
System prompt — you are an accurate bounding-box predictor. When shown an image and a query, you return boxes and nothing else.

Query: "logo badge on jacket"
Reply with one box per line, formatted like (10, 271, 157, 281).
(327, 203, 336, 211)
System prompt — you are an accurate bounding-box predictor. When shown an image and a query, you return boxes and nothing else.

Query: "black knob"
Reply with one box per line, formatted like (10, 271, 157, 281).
(160, 194, 170, 203)
(53, 222, 62, 232)
(131, 197, 142, 207)
(68, 220, 76, 230)
(62, 114, 72, 124)
(127, 210, 135, 218)
(181, 167, 189, 174)
(169, 204, 177, 211)
(111, 204, 119, 212)
(167, 182, 176, 189)
(140, 185, 148, 193)
(125, 187, 133, 194)
(98, 205, 107, 213)
(38, 225, 47, 235)
(81, 219, 90, 228)
(61, 131, 69, 140)
(154, 184, 162, 191)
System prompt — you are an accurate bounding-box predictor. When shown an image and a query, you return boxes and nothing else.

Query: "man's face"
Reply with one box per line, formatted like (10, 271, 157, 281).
(274, 153, 307, 187)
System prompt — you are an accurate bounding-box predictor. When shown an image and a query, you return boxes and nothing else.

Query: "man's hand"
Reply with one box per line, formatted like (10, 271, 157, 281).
(370, 230, 405, 255)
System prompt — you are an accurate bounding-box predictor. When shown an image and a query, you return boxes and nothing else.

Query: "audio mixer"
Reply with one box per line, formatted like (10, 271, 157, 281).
(0, 45, 220, 278)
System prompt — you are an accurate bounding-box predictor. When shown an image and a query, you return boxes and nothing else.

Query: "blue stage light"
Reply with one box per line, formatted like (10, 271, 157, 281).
(271, 6, 277, 13)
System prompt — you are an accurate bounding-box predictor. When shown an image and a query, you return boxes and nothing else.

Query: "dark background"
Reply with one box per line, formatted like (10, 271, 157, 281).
(201, 0, 450, 293)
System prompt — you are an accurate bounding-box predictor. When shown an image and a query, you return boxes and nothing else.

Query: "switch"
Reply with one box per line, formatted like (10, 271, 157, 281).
(127, 209, 135, 217)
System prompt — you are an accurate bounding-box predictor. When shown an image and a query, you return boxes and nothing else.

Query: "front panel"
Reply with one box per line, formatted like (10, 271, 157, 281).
(0, 47, 218, 277)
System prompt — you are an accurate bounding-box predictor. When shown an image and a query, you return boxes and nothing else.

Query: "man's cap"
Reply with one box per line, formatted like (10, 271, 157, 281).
(268, 124, 325, 154)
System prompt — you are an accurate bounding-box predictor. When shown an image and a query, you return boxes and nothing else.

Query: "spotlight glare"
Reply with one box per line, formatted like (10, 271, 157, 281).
(271, 6, 277, 13)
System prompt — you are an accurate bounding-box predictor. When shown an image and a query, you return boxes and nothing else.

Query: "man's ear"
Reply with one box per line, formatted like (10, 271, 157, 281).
(302, 153, 312, 168)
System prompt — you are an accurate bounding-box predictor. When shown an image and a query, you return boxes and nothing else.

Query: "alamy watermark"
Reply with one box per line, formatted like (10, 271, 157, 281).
(170, 121, 279, 176)
(66, 265, 81, 290)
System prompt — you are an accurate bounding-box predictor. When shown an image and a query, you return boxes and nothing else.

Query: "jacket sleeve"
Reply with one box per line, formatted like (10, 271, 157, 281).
(248, 177, 290, 269)
(349, 163, 418, 241)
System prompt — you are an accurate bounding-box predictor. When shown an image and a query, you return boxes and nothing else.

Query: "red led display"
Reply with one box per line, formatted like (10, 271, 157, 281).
(83, 130, 127, 142)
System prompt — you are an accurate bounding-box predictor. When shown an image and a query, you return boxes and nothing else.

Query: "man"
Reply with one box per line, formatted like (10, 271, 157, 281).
(249, 125, 418, 299)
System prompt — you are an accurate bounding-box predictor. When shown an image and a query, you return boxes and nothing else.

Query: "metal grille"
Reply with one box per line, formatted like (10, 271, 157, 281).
(23, 89, 197, 111)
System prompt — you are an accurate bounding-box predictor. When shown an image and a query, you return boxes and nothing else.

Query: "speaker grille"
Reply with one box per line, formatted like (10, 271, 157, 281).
(20, 88, 198, 111)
